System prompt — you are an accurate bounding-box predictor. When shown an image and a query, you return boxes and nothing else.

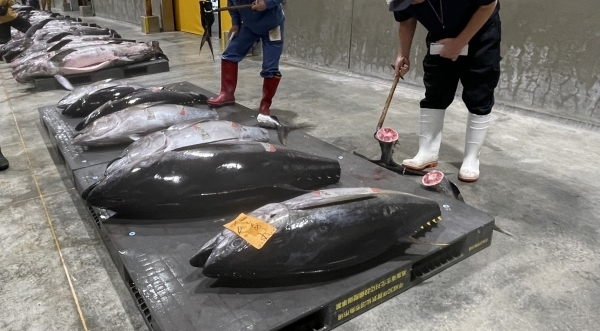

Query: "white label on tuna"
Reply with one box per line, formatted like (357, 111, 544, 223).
(193, 124, 211, 139)
(146, 109, 156, 120)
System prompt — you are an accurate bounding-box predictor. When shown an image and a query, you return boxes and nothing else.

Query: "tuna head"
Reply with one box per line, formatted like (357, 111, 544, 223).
(193, 188, 442, 279)
(82, 151, 163, 206)
(104, 131, 168, 175)
(71, 115, 120, 146)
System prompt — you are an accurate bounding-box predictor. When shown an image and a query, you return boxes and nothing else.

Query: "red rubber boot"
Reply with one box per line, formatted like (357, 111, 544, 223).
(208, 60, 238, 107)
(259, 75, 281, 116)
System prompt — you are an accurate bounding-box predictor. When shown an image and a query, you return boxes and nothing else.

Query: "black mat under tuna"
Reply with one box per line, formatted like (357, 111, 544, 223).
(39, 81, 495, 331)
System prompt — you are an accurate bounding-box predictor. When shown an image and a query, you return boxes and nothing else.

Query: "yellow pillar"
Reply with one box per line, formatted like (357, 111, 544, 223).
(174, 0, 204, 35)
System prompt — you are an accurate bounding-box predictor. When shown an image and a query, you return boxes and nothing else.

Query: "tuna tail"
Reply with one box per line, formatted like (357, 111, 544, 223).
(47, 32, 74, 43)
(277, 122, 315, 146)
(148, 41, 169, 61)
(54, 75, 74, 91)
(109, 29, 122, 38)
(493, 224, 514, 237)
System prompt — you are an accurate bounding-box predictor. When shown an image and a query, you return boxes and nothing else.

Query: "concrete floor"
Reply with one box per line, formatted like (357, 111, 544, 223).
(1, 14, 599, 331)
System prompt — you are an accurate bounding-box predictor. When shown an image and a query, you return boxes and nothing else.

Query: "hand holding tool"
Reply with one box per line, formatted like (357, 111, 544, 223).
(213, 4, 253, 12)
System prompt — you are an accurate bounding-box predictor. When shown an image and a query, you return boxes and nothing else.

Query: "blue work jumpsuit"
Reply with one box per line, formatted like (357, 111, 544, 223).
(223, 0, 285, 78)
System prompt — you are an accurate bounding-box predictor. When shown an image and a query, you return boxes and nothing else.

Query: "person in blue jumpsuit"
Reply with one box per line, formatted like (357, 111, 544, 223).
(208, 0, 285, 128)
(389, 0, 501, 182)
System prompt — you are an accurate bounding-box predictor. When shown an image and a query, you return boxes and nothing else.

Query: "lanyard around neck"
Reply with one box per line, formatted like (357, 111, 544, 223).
(426, 0, 445, 29)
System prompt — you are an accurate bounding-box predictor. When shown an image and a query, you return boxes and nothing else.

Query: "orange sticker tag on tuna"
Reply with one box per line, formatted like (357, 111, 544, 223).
(223, 214, 277, 249)
(259, 143, 277, 152)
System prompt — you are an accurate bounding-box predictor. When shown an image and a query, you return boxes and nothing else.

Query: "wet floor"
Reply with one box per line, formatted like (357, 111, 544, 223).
(0, 10, 599, 331)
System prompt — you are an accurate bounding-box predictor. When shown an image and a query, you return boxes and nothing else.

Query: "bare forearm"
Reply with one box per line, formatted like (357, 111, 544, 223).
(456, 1, 498, 45)
(398, 18, 417, 57)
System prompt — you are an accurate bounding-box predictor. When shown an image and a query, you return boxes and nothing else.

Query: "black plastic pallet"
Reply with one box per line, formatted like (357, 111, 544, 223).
(33, 58, 170, 92)
(39, 82, 495, 331)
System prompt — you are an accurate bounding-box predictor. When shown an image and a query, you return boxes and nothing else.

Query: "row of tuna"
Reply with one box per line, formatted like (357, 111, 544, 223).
(56, 82, 445, 282)
(1, 10, 167, 90)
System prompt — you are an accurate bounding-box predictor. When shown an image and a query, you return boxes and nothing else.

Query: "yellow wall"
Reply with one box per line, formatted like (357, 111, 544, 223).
(174, 0, 204, 35)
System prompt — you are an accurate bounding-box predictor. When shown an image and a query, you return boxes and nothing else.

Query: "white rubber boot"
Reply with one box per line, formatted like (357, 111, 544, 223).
(402, 108, 446, 171)
(458, 113, 491, 182)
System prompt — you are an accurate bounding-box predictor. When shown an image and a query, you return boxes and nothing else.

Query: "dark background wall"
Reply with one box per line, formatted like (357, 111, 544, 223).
(282, 0, 600, 125)
(92, 0, 145, 26)
(89, 0, 600, 125)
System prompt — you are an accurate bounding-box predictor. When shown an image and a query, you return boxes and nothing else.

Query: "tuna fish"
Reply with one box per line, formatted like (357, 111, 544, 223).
(82, 142, 341, 218)
(190, 188, 442, 279)
(71, 104, 219, 146)
(56, 79, 119, 110)
(75, 89, 208, 131)
(12, 41, 166, 90)
(2, 20, 121, 63)
(105, 120, 270, 174)
(62, 84, 144, 117)
(11, 37, 137, 67)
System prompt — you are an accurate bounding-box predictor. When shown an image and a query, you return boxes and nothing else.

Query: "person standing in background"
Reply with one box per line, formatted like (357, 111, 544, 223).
(0, 0, 32, 44)
(390, 0, 501, 182)
(208, 0, 286, 129)
(41, 0, 51, 12)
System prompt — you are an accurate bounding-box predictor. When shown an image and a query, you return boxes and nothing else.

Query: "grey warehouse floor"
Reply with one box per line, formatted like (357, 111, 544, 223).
(1, 15, 599, 331)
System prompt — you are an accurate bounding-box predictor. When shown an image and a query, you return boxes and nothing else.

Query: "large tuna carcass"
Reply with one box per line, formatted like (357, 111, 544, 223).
(190, 188, 442, 280)
(82, 142, 342, 218)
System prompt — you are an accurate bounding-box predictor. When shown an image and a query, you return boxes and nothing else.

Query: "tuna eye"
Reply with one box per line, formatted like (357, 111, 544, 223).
(232, 237, 244, 246)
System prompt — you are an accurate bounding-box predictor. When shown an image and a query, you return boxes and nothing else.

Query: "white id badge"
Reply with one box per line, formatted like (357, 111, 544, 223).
(430, 43, 469, 56)
(269, 26, 282, 41)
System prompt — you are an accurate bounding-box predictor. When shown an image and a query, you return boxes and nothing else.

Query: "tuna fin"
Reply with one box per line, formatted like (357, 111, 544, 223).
(110, 38, 137, 43)
(170, 138, 238, 152)
(49, 49, 77, 63)
(189, 236, 220, 268)
(54, 75, 74, 91)
(129, 134, 142, 141)
(296, 195, 378, 211)
(400, 237, 449, 247)
(47, 39, 73, 52)
(25, 18, 53, 39)
(47, 32, 74, 43)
